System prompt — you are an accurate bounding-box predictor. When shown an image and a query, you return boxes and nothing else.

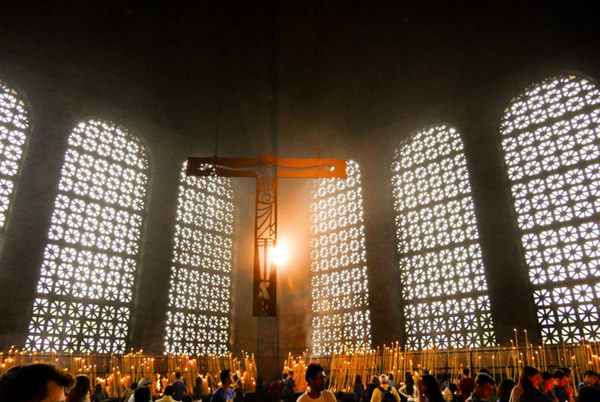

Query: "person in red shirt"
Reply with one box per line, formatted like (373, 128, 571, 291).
(458, 368, 475, 401)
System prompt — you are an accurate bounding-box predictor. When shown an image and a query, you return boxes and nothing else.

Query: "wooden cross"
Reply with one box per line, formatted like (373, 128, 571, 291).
(187, 155, 347, 316)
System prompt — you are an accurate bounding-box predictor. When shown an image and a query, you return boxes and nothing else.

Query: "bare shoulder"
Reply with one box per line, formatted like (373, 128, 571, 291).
(323, 389, 337, 402)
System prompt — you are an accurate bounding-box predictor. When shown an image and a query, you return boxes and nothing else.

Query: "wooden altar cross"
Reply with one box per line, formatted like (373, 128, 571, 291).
(186, 155, 347, 316)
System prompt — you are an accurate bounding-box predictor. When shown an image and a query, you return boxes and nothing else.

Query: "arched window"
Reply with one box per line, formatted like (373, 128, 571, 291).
(0, 80, 30, 231)
(501, 75, 600, 343)
(163, 163, 234, 355)
(391, 125, 495, 349)
(310, 160, 372, 355)
(25, 120, 150, 353)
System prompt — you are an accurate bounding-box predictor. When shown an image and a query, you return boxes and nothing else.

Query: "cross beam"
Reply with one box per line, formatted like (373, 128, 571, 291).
(187, 155, 347, 316)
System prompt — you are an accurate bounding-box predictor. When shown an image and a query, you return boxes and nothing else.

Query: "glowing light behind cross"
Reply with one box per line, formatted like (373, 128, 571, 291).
(501, 75, 600, 343)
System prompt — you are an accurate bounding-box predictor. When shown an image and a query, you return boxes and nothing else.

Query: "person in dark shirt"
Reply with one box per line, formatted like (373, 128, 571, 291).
(459, 369, 475, 402)
(496, 379, 515, 402)
(366, 376, 380, 402)
(172, 372, 187, 402)
(211, 369, 234, 402)
(577, 385, 600, 402)
(353, 375, 365, 402)
(578, 370, 599, 390)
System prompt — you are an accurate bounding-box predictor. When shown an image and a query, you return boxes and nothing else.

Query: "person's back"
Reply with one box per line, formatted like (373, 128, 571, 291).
(459, 370, 475, 401)
(211, 369, 235, 402)
(92, 384, 108, 402)
(173, 373, 187, 402)
(371, 385, 401, 402)
(371, 375, 400, 402)
(157, 385, 177, 402)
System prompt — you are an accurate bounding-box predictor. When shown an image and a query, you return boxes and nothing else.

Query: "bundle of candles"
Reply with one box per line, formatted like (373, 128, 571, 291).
(282, 351, 310, 392)
(0, 347, 257, 398)
(290, 331, 600, 393)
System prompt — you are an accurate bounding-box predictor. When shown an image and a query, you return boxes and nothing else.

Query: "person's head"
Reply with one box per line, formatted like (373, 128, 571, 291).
(355, 375, 362, 385)
(137, 378, 152, 389)
(583, 370, 599, 386)
(449, 383, 458, 394)
(164, 385, 175, 396)
(519, 366, 541, 390)
(554, 369, 569, 388)
(389, 373, 394, 381)
(419, 375, 443, 400)
(94, 383, 103, 392)
(129, 381, 138, 391)
(305, 363, 326, 393)
(175, 372, 182, 380)
(66, 375, 91, 402)
(379, 374, 390, 386)
(220, 369, 232, 388)
(404, 372, 414, 385)
(282, 372, 288, 380)
(371, 376, 380, 386)
(463, 368, 471, 377)
(288, 371, 294, 378)
(134, 387, 151, 402)
(0, 363, 75, 402)
(497, 379, 515, 402)
(473, 373, 495, 401)
(541, 372, 556, 392)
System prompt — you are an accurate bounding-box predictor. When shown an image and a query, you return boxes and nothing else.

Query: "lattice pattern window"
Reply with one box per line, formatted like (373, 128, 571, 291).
(163, 164, 234, 355)
(25, 120, 149, 353)
(501, 75, 600, 343)
(0, 81, 29, 231)
(392, 125, 495, 349)
(310, 160, 372, 355)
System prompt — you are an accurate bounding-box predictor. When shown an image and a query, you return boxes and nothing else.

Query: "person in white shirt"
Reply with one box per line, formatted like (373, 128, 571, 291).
(297, 363, 336, 402)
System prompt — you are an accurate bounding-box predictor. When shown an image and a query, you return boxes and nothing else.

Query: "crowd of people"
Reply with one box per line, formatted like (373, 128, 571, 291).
(347, 366, 600, 402)
(0, 362, 599, 402)
(0, 364, 246, 402)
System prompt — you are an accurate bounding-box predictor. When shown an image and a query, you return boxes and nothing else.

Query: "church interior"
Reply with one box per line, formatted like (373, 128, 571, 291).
(1, 4, 600, 402)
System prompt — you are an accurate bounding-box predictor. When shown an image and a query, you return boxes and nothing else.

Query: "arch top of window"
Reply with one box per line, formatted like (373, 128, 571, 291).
(66, 119, 151, 170)
(392, 124, 466, 172)
(500, 74, 600, 136)
(0, 79, 32, 232)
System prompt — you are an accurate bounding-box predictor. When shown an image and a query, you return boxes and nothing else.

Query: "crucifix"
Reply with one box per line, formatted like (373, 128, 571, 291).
(186, 155, 347, 316)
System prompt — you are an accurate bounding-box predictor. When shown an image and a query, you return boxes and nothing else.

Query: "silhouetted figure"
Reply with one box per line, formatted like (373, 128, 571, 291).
(0, 363, 75, 402)
(509, 366, 547, 402)
(66, 375, 91, 402)
(418, 375, 445, 402)
(211, 369, 234, 402)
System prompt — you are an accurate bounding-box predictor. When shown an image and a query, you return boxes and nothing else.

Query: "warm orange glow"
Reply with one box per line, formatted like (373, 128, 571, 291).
(271, 242, 289, 267)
